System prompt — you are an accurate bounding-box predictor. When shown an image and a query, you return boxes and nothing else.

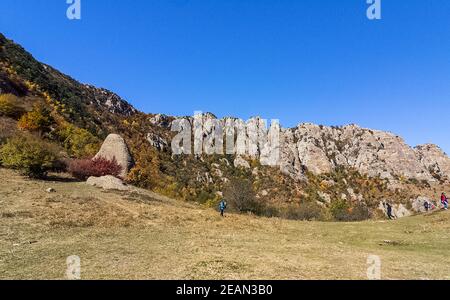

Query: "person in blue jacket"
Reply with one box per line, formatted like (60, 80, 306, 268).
(219, 199, 227, 217)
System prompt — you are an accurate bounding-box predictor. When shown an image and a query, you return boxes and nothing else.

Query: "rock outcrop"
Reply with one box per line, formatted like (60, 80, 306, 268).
(234, 156, 251, 169)
(84, 85, 137, 117)
(415, 144, 450, 181)
(278, 123, 436, 182)
(147, 132, 168, 151)
(163, 114, 450, 183)
(410, 196, 434, 213)
(87, 176, 130, 191)
(228, 120, 449, 183)
(149, 114, 172, 128)
(378, 201, 412, 219)
(94, 134, 134, 178)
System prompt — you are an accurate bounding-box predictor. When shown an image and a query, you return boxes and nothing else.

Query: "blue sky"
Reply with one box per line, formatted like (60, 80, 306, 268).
(1, 0, 450, 153)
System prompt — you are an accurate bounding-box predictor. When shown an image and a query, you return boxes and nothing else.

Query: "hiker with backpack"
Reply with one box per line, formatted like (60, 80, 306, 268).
(219, 199, 227, 217)
(441, 193, 448, 210)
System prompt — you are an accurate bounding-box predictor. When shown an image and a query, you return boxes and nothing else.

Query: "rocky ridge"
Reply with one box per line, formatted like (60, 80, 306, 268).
(149, 114, 450, 184)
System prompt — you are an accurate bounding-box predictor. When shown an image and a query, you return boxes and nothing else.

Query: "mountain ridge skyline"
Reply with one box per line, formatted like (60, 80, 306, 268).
(1, 30, 447, 155)
(2, 1, 449, 154)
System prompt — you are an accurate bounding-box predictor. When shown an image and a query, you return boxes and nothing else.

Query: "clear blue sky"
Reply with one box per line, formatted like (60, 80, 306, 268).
(1, 0, 449, 153)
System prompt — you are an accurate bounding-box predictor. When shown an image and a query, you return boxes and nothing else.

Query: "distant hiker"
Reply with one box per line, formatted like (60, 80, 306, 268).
(219, 199, 227, 217)
(385, 202, 395, 220)
(441, 193, 448, 210)
(424, 201, 430, 212)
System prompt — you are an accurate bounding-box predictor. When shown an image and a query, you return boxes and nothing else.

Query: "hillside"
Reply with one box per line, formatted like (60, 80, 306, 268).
(0, 168, 449, 280)
(1, 31, 450, 221)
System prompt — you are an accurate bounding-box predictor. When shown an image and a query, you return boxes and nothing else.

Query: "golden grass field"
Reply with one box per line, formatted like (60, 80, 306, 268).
(0, 168, 449, 280)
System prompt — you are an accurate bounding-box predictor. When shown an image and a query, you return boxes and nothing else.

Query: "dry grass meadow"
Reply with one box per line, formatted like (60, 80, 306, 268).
(0, 168, 449, 280)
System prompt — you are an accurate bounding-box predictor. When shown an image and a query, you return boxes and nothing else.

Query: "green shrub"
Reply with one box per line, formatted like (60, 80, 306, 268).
(330, 199, 370, 221)
(56, 124, 100, 158)
(196, 190, 215, 204)
(0, 94, 25, 119)
(0, 135, 60, 178)
(330, 199, 350, 221)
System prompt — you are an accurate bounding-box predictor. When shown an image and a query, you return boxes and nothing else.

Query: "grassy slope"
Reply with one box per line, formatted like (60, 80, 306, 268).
(0, 168, 449, 280)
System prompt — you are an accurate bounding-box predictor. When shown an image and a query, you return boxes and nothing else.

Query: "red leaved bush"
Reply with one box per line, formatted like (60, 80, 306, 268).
(68, 157, 122, 180)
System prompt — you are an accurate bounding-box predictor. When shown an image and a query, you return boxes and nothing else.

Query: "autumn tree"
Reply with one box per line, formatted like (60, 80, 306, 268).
(0, 134, 60, 178)
(17, 104, 54, 135)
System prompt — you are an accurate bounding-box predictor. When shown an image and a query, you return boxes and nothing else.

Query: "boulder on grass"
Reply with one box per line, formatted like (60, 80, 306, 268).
(87, 176, 129, 191)
(94, 134, 134, 178)
(378, 201, 412, 219)
(411, 196, 433, 213)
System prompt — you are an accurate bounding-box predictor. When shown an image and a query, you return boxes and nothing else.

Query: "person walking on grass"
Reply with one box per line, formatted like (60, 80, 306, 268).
(219, 199, 227, 217)
(385, 202, 395, 220)
(441, 193, 448, 210)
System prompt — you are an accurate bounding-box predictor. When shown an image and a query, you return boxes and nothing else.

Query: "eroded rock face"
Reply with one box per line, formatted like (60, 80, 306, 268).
(410, 196, 434, 213)
(95, 134, 134, 178)
(155, 113, 450, 183)
(147, 133, 168, 151)
(149, 114, 172, 128)
(280, 124, 434, 181)
(415, 144, 450, 181)
(234, 156, 250, 169)
(276, 123, 444, 182)
(84, 85, 137, 116)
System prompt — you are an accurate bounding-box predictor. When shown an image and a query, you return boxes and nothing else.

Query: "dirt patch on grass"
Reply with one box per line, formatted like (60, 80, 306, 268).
(1, 210, 33, 219)
(39, 196, 138, 228)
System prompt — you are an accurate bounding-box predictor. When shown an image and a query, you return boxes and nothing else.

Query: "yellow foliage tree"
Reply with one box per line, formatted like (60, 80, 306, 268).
(17, 104, 54, 135)
(56, 124, 100, 158)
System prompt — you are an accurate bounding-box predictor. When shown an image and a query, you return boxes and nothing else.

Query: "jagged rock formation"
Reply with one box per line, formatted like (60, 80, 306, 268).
(156, 113, 450, 184)
(147, 132, 168, 152)
(83, 85, 137, 117)
(149, 114, 173, 128)
(94, 134, 134, 178)
(415, 144, 450, 182)
(278, 123, 438, 182)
